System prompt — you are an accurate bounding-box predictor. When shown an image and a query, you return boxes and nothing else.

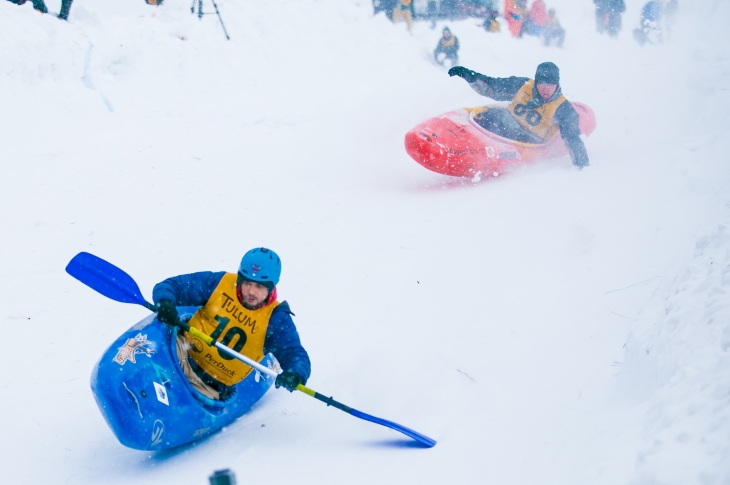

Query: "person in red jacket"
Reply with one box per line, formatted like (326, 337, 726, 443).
(504, 0, 527, 37)
(523, 0, 547, 36)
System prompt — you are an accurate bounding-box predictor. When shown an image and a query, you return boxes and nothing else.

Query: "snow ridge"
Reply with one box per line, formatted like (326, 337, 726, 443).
(621, 222, 730, 484)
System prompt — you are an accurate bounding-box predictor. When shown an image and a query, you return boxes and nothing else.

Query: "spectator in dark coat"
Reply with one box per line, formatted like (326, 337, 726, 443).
(58, 0, 72, 19)
(7, 0, 47, 13)
(441, 0, 458, 18)
(374, 0, 397, 19)
(594, 0, 626, 37)
(428, 0, 438, 28)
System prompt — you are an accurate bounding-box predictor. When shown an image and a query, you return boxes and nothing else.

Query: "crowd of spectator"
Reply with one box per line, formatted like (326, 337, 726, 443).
(376, 0, 679, 48)
(5, 0, 678, 47)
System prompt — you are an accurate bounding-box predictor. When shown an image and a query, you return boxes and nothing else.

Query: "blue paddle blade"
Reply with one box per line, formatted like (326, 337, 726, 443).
(350, 409, 437, 448)
(66, 252, 149, 308)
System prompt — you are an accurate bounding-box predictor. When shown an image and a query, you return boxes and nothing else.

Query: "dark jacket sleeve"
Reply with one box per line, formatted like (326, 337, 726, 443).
(264, 301, 311, 384)
(469, 75, 530, 101)
(555, 101, 589, 168)
(152, 271, 226, 306)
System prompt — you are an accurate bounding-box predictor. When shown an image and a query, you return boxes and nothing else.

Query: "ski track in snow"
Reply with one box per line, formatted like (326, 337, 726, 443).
(81, 40, 114, 112)
(1, 0, 730, 484)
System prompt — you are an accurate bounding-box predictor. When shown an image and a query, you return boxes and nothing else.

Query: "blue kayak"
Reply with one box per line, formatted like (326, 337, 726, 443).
(90, 307, 277, 450)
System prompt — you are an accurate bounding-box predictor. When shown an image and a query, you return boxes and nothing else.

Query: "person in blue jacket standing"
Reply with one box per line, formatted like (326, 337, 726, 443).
(153, 247, 311, 401)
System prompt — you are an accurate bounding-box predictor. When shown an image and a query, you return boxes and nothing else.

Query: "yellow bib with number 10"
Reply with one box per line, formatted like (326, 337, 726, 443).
(185, 273, 278, 386)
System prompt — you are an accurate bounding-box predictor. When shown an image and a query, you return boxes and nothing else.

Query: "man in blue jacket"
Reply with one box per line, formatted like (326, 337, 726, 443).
(153, 247, 311, 400)
(448, 62, 589, 168)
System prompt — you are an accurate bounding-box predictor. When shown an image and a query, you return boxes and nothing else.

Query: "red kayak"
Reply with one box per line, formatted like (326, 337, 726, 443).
(404, 102, 596, 178)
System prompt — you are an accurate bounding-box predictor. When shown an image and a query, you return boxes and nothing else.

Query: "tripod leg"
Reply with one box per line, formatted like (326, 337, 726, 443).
(210, 0, 230, 40)
(197, 0, 203, 19)
(190, 0, 195, 14)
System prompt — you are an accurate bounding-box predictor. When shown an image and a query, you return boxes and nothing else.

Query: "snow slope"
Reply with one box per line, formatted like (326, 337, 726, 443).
(1, 0, 729, 484)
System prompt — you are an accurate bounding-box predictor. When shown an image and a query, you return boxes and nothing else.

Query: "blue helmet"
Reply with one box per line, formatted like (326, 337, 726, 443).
(238, 248, 281, 287)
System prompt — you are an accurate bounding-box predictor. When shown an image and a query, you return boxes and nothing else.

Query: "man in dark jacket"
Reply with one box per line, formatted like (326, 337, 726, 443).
(7, 0, 47, 13)
(153, 247, 311, 400)
(448, 62, 589, 168)
(7, 0, 72, 19)
(434, 27, 460, 67)
(594, 0, 625, 37)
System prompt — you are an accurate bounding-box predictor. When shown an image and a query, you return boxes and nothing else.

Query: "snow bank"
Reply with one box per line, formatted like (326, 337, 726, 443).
(620, 221, 730, 484)
(613, 3, 730, 483)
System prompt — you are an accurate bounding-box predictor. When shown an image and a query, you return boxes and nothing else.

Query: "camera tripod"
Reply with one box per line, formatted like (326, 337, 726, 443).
(190, 0, 230, 40)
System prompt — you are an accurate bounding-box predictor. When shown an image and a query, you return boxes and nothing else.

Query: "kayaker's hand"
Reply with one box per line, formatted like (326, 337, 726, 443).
(573, 156, 589, 169)
(566, 136, 590, 169)
(275, 370, 302, 392)
(156, 299, 178, 325)
(448, 66, 479, 83)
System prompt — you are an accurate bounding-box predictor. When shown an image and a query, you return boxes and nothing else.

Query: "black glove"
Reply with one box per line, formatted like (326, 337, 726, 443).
(448, 66, 480, 83)
(156, 299, 178, 325)
(275, 370, 302, 392)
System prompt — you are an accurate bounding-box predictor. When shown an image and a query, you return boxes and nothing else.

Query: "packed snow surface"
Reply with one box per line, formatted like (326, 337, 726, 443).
(1, 0, 729, 484)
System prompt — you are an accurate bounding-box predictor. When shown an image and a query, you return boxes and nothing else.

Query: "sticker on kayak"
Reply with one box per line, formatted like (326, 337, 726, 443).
(485, 146, 495, 158)
(113, 333, 156, 365)
(153, 382, 169, 406)
(150, 419, 165, 447)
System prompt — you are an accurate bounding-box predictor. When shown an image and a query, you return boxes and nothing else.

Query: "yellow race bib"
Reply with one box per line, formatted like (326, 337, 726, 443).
(508, 80, 567, 141)
(185, 273, 278, 386)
